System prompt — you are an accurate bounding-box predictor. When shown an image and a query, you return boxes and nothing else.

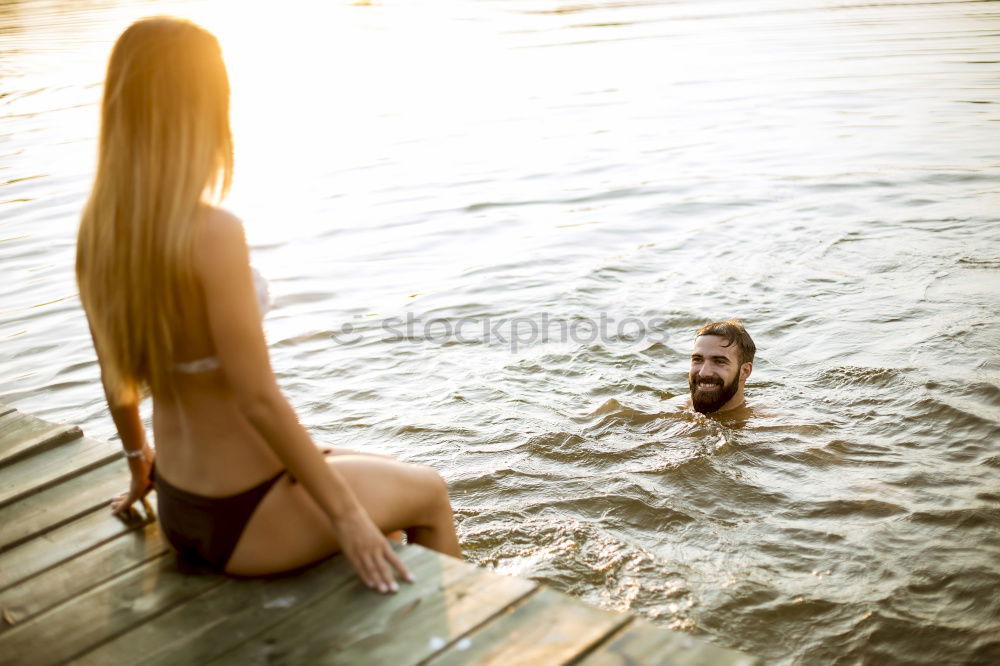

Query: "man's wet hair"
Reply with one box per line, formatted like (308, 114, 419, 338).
(696, 319, 756, 367)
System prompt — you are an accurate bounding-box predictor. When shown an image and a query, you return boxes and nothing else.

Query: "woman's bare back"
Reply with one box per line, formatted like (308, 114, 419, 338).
(151, 207, 283, 496)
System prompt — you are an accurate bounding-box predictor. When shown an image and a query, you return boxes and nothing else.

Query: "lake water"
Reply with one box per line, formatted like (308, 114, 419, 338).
(2, 0, 999, 663)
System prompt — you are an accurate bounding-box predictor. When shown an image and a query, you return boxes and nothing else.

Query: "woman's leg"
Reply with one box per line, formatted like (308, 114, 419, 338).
(322, 446, 391, 459)
(225, 456, 460, 576)
(322, 445, 403, 542)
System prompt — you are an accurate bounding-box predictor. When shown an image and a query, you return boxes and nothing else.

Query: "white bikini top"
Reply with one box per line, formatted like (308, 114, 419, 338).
(173, 267, 271, 374)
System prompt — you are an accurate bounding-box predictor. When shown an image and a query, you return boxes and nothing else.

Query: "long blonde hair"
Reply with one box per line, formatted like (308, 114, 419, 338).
(77, 16, 233, 402)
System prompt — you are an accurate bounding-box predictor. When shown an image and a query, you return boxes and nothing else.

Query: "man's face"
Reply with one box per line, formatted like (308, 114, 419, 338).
(689, 335, 742, 413)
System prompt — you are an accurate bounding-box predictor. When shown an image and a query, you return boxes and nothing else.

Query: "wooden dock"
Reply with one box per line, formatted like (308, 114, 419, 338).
(0, 402, 760, 665)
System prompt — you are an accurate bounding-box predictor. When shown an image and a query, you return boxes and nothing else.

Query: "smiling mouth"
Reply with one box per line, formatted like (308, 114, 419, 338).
(696, 382, 721, 391)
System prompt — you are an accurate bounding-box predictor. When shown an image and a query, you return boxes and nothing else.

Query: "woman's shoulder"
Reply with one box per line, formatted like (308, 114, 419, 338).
(197, 205, 246, 241)
(192, 206, 251, 274)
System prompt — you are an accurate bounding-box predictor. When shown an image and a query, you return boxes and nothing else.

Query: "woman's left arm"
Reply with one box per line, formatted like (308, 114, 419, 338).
(106, 400, 154, 517)
(86, 323, 155, 516)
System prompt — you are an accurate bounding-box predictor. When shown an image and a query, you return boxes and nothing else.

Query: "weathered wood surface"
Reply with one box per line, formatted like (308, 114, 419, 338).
(0, 505, 152, 590)
(207, 545, 537, 665)
(0, 433, 120, 509)
(0, 406, 762, 666)
(579, 619, 762, 666)
(0, 408, 82, 468)
(0, 452, 128, 552)
(0, 520, 167, 631)
(425, 586, 629, 666)
(0, 555, 227, 664)
(75, 559, 344, 666)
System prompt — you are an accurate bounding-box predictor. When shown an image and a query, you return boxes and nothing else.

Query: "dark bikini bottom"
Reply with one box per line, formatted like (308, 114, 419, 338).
(151, 463, 286, 572)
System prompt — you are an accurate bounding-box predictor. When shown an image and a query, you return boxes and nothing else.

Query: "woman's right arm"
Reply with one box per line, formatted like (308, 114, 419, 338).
(195, 209, 410, 593)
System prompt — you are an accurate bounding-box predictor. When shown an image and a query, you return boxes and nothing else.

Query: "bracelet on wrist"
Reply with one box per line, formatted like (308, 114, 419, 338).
(123, 448, 146, 459)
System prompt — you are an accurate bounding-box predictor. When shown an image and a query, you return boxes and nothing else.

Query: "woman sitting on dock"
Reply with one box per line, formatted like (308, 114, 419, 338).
(75, 16, 460, 594)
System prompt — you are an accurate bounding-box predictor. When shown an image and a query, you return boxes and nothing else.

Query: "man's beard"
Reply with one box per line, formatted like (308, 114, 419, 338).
(689, 371, 740, 414)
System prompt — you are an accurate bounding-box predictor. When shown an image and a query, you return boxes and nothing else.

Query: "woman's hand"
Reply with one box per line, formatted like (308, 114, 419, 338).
(332, 507, 413, 594)
(111, 444, 155, 519)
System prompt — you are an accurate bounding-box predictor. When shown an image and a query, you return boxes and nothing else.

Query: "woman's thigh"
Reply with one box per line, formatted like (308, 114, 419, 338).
(323, 446, 392, 460)
(225, 455, 444, 576)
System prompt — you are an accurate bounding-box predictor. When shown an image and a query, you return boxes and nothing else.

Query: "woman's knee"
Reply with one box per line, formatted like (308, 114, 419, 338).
(410, 464, 452, 509)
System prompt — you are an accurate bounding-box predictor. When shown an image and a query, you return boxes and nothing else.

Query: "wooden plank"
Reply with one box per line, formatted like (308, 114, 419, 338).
(0, 434, 121, 509)
(0, 506, 152, 591)
(0, 520, 168, 632)
(577, 619, 763, 666)
(74, 554, 355, 666)
(0, 410, 82, 469)
(0, 554, 226, 666)
(424, 587, 630, 666)
(0, 455, 127, 553)
(203, 544, 537, 666)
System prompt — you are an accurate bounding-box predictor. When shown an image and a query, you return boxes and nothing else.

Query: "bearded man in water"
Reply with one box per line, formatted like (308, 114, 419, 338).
(688, 319, 755, 414)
